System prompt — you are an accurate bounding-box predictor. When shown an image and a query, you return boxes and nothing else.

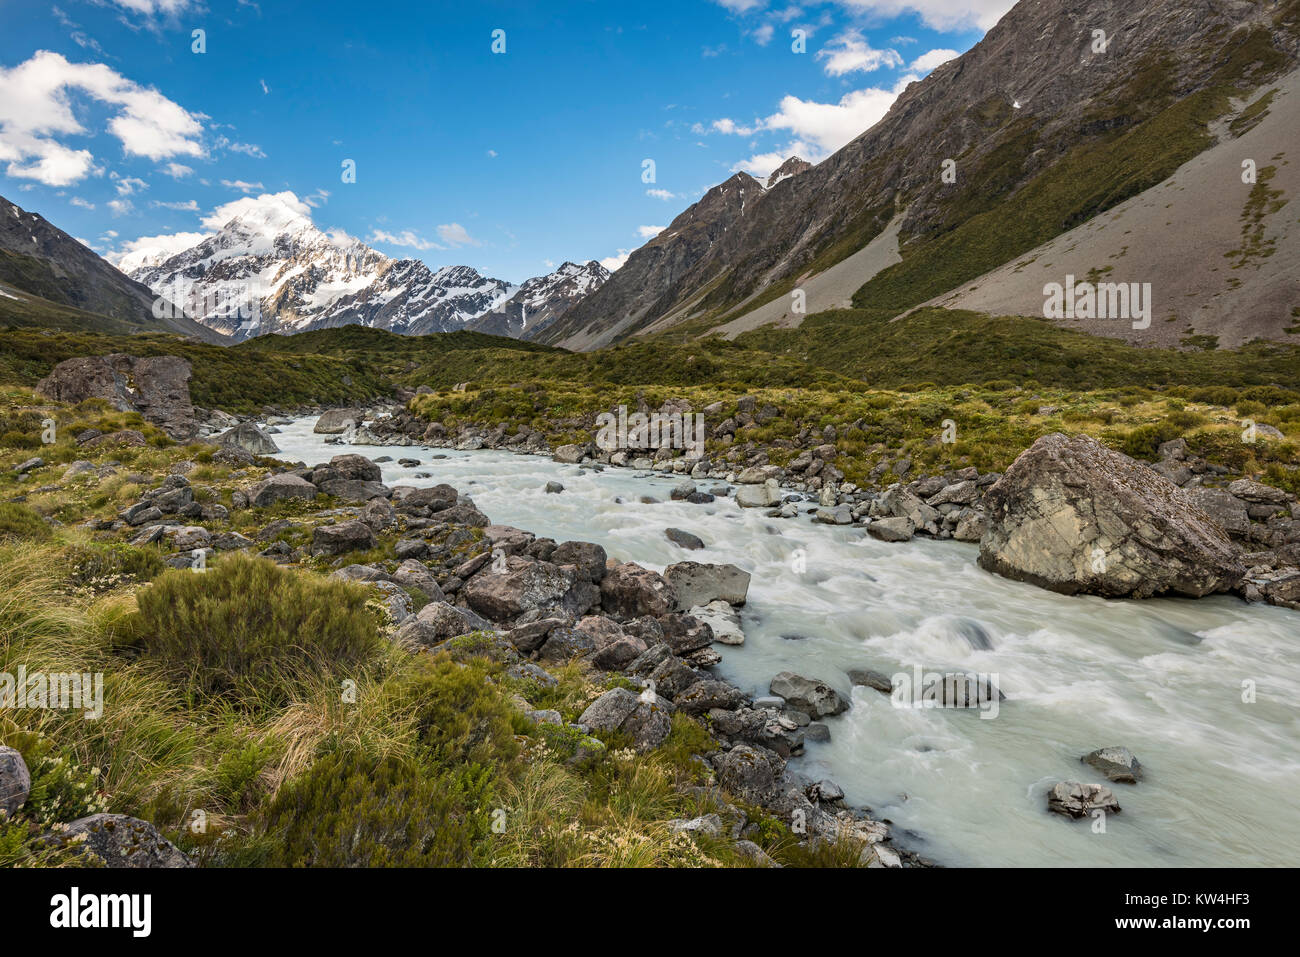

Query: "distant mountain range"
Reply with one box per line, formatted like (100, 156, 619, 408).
(4, 0, 1297, 353)
(536, 0, 1300, 350)
(116, 194, 609, 343)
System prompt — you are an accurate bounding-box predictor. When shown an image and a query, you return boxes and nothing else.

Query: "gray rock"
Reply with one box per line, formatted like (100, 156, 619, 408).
(579, 687, 642, 731)
(216, 421, 279, 455)
(769, 672, 848, 719)
(1047, 782, 1121, 819)
(847, 668, 895, 693)
(669, 813, 724, 838)
(59, 814, 194, 868)
(550, 540, 608, 583)
(249, 473, 317, 508)
(463, 557, 593, 621)
(736, 481, 782, 508)
(980, 434, 1245, 598)
(310, 520, 377, 557)
(1082, 747, 1143, 784)
(867, 516, 915, 542)
(663, 561, 750, 610)
(395, 601, 493, 648)
(314, 408, 363, 434)
(689, 600, 745, 645)
(600, 562, 677, 617)
(665, 527, 706, 550)
(0, 746, 31, 817)
(545, 481, 564, 494)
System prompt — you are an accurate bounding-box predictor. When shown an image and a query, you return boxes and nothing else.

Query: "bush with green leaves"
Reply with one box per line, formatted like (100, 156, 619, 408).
(131, 552, 381, 703)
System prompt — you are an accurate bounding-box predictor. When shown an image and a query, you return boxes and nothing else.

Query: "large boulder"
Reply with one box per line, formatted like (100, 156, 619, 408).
(328, 454, 383, 482)
(1047, 782, 1120, 819)
(311, 520, 377, 557)
(215, 421, 279, 455)
(600, 562, 677, 618)
(396, 484, 459, 512)
(769, 672, 848, 719)
(551, 541, 608, 582)
(395, 601, 493, 648)
(663, 561, 750, 610)
(314, 409, 364, 434)
(462, 556, 593, 621)
(249, 473, 318, 508)
(59, 814, 194, 868)
(37, 354, 198, 441)
(978, 434, 1245, 598)
(1082, 747, 1143, 784)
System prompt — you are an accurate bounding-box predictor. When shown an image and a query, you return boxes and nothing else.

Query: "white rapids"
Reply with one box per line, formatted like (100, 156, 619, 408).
(271, 418, 1300, 867)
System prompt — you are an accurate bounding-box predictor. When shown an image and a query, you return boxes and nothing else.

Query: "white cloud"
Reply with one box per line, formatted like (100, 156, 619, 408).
(70, 196, 95, 209)
(162, 162, 193, 178)
(486, 149, 498, 158)
(107, 198, 134, 217)
(842, 1, 1011, 31)
(732, 147, 809, 178)
(910, 48, 960, 72)
(752, 23, 775, 45)
(105, 229, 209, 271)
(113, 174, 148, 196)
(221, 179, 265, 194)
(0, 51, 204, 186)
(600, 249, 632, 271)
(369, 229, 440, 251)
(104, 1, 197, 15)
(760, 76, 914, 158)
(816, 30, 902, 76)
(214, 136, 266, 159)
(200, 191, 311, 230)
(720, 1, 1012, 31)
(711, 118, 756, 136)
(302, 188, 331, 208)
(637, 225, 666, 239)
(259, 79, 270, 95)
(151, 199, 199, 211)
(437, 223, 481, 247)
(646, 188, 678, 201)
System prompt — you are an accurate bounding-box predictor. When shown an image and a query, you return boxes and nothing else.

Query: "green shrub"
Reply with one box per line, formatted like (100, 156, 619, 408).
(239, 750, 495, 867)
(0, 503, 50, 542)
(131, 552, 381, 702)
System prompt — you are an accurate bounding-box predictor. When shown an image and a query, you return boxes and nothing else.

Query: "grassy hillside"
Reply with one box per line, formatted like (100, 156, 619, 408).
(735, 307, 1300, 390)
(0, 329, 388, 415)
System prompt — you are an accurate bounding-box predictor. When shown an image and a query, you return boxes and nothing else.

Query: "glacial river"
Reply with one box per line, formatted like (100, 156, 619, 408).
(271, 418, 1300, 867)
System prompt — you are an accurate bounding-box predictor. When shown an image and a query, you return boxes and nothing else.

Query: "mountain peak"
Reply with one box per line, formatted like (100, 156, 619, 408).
(766, 156, 811, 189)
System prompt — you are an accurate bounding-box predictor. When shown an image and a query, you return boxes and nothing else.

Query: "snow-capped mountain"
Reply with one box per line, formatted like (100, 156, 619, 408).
(122, 194, 516, 341)
(466, 260, 609, 339)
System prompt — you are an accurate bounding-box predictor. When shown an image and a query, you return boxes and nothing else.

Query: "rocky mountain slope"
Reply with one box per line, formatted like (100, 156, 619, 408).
(124, 195, 517, 342)
(537, 0, 1300, 350)
(0, 195, 222, 341)
(467, 260, 609, 338)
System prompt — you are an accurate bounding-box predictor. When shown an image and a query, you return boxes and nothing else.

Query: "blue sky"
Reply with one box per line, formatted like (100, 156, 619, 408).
(0, 0, 1007, 282)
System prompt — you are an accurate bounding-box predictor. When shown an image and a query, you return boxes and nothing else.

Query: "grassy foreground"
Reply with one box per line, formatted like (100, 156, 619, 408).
(0, 388, 850, 868)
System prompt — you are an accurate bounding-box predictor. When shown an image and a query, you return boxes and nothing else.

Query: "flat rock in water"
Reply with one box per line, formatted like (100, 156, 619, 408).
(1082, 746, 1143, 784)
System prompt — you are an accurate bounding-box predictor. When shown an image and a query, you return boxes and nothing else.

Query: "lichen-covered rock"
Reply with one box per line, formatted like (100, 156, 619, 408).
(600, 562, 677, 618)
(0, 746, 31, 818)
(979, 434, 1245, 598)
(1082, 747, 1144, 784)
(1047, 782, 1121, 819)
(311, 520, 377, 557)
(663, 561, 750, 609)
(463, 557, 593, 621)
(768, 672, 848, 719)
(249, 473, 318, 508)
(59, 814, 195, 868)
(215, 420, 279, 455)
